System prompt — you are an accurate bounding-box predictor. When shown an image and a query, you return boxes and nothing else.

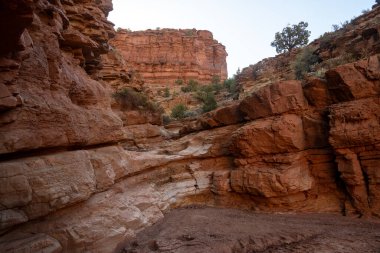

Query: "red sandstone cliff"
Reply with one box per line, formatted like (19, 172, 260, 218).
(111, 29, 228, 85)
(0, 1, 379, 252)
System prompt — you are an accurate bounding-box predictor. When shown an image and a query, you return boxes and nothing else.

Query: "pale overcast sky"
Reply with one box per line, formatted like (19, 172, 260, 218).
(109, 0, 376, 77)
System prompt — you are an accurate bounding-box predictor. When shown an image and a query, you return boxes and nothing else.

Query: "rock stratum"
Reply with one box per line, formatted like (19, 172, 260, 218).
(111, 29, 228, 85)
(0, 0, 379, 253)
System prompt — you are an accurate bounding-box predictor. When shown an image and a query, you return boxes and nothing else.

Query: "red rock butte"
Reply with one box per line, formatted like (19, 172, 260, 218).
(111, 28, 228, 84)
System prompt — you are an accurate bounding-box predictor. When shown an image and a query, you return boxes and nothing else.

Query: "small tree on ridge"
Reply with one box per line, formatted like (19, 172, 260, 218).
(271, 21, 311, 54)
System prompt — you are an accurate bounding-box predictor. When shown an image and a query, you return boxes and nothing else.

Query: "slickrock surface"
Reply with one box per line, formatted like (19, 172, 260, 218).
(0, 0, 379, 252)
(122, 207, 380, 253)
(111, 29, 228, 85)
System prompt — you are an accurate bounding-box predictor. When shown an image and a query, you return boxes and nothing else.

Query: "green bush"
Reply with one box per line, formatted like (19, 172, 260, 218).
(175, 79, 184, 85)
(212, 83, 223, 94)
(113, 88, 163, 113)
(223, 78, 237, 94)
(223, 78, 239, 99)
(164, 87, 170, 98)
(211, 75, 221, 85)
(321, 53, 356, 69)
(318, 32, 337, 49)
(198, 85, 213, 93)
(195, 90, 217, 112)
(181, 79, 199, 92)
(293, 47, 319, 80)
(171, 104, 188, 119)
(201, 92, 217, 112)
(188, 79, 199, 88)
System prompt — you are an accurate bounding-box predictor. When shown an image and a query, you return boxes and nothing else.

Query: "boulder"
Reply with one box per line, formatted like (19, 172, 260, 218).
(231, 153, 313, 198)
(325, 59, 380, 103)
(239, 80, 307, 120)
(329, 97, 380, 148)
(231, 114, 305, 156)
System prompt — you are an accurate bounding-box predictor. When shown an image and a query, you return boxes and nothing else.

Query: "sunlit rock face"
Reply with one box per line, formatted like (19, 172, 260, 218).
(111, 28, 228, 85)
(0, 0, 379, 252)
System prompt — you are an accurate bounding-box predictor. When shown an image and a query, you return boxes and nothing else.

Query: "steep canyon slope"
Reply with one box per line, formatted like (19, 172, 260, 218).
(0, 0, 379, 253)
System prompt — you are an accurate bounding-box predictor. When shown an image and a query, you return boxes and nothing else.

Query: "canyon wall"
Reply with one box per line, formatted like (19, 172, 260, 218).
(111, 29, 228, 85)
(0, 1, 379, 253)
(178, 53, 380, 216)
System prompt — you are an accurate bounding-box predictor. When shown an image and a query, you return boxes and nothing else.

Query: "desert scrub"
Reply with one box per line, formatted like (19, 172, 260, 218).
(321, 53, 357, 69)
(223, 78, 239, 98)
(175, 79, 184, 85)
(293, 47, 319, 80)
(318, 32, 337, 49)
(164, 87, 170, 98)
(202, 92, 217, 112)
(195, 90, 217, 112)
(211, 75, 221, 85)
(185, 30, 194, 36)
(113, 88, 163, 113)
(181, 79, 199, 92)
(312, 67, 328, 78)
(171, 104, 188, 119)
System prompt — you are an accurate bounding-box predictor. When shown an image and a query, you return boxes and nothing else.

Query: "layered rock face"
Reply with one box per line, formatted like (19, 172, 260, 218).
(0, 1, 379, 253)
(179, 55, 380, 216)
(0, 0, 124, 155)
(111, 29, 228, 85)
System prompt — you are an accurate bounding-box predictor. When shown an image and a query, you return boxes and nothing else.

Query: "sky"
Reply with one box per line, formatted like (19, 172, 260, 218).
(108, 0, 376, 77)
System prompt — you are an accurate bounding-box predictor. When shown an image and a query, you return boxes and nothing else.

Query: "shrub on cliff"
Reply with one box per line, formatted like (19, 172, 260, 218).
(181, 79, 199, 92)
(202, 93, 217, 112)
(175, 79, 184, 85)
(224, 78, 239, 99)
(271, 22, 311, 53)
(171, 104, 188, 119)
(293, 47, 319, 80)
(211, 75, 221, 85)
(223, 78, 237, 93)
(164, 87, 170, 98)
(211, 75, 223, 93)
(195, 90, 217, 112)
(113, 88, 163, 113)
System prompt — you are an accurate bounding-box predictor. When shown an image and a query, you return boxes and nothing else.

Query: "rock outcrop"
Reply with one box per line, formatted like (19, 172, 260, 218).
(0, 1, 379, 252)
(178, 55, 380, 216)
(111, 29, 228, 85)
(238, 5, 380, 96)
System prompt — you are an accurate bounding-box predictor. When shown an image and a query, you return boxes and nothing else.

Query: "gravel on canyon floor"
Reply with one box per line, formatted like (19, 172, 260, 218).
(121, 207, 380, 253)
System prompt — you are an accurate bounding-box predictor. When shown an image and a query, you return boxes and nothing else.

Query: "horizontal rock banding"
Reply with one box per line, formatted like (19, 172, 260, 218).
(111, 29, 228, 85)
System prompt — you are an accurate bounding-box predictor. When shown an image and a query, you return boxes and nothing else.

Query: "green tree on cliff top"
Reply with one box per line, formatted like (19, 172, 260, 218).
(271, 21, 311, 54)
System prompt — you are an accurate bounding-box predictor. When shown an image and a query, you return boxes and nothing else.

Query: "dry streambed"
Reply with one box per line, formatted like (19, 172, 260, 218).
(122, 207, 380, 253)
